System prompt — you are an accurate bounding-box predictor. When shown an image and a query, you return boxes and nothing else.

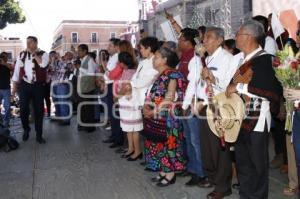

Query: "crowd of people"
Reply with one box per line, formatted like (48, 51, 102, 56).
(1, 12, 300, 199)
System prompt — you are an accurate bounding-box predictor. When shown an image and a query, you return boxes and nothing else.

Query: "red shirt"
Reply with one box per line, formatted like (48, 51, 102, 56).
(108, 62, 123, 81)
(179, 48, 195, 80)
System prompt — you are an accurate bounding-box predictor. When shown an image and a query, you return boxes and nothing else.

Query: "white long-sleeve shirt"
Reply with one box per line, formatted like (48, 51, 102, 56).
(196, 47, 234, 104)
(235, 47, 271, 132)
(106, 53, 118, 71)
(12, 51, 49, 83)
(131, 56, 158, 106)
(105, 53, 119, 84)
(264, 36, 278, 56)
(182, 55, 202, 110)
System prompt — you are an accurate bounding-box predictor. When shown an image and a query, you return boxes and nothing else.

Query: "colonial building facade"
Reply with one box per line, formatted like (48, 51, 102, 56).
(52, 20, 138, 56)
(0, 36, 23, 63)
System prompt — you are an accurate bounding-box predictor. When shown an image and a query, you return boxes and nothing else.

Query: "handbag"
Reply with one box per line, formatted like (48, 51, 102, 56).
(142, 117, 167, 142)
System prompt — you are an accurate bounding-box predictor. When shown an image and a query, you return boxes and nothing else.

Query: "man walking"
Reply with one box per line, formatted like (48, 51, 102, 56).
(12, 36, 49, 144)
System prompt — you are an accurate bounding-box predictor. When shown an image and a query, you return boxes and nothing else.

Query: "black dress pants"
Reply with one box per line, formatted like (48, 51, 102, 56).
(44, 81, 51, 116)
(19, 81, 45, 138)
(105, 83, 123, 144)
(78, 90, 96, 128)
(272, 119, 287, 163)
(200, 110, 232, 193)
(235, 129, 269, 199)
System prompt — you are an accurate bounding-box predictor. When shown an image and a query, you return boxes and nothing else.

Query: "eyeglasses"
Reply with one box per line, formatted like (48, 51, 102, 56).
(235, 33, 251, 37)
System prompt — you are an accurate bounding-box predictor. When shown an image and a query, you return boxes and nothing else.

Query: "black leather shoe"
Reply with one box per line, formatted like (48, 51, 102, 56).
(156, 175, 176, 187)
(77, 125, 84, 131)
(85, 127, 96, 133)
(185, 175, 201, 186)
(206, 190, 232, 199)
(22, 129, 30, 141)
(36, 137, 46, 144)
(127, 153, 143, 161)
(59, 121, 70, 126)
(198, 178, 214, 188)
(232, 183, 240, 190)
(102, 138, 114, 144)
(121, 151, 134, 158)
(109, 143, 123, 148)
(115, 147, 127, 154)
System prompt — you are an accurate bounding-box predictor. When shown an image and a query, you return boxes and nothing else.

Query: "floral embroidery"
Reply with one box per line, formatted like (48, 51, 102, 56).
(144, 69, 187, 172)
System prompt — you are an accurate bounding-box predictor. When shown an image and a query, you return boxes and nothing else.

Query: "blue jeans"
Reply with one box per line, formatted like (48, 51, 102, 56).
(52, 83, 71, 121)
(292, 110, 300, 198)
(0, 89, 11, 127)
(182, 117, 204, 177)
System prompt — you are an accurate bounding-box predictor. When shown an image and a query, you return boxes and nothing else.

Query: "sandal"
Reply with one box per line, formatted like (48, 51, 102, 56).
(156, 175, 176, 187)
(283, 187, 297, 196)
(151, 173, 165, 183)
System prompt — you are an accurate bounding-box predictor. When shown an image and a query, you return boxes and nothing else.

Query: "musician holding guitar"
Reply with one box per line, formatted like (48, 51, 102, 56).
(196, 27, 236, 199)
(226, 20, 282, 199)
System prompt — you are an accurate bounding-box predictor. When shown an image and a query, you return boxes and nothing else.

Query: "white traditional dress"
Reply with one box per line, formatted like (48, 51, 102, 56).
(116, 69, 143, 132)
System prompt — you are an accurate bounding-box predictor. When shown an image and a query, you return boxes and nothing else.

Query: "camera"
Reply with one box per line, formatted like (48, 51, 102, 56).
(73, 58, 81, 65)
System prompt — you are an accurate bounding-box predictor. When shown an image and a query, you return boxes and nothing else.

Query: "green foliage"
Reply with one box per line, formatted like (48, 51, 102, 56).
(0, 0, 26, 29)
(275, 68, 300, 88)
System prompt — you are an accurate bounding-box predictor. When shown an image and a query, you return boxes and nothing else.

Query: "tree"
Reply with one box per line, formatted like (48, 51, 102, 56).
(0, 0, 26, 29)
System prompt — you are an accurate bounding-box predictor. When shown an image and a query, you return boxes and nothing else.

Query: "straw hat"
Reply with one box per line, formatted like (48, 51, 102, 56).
(207, 92, 245, 143)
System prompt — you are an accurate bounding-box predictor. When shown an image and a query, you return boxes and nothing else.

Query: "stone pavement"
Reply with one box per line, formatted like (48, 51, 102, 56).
(0, 117, 296, 199)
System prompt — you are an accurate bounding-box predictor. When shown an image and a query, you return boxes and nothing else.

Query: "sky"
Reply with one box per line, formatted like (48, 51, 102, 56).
(0, 0, 140, 51)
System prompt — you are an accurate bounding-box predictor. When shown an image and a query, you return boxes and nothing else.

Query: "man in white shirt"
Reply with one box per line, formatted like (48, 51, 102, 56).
(226, 20, 282, 199)
(104, 38, 120, 81)
(179, 28, 206, 187)
(196, 27, 235, 199)
(101, 38, 124, 147)
(77, 44, 98, 133)
(12, 36, 49, 144)
(264, 35, 278, 55)
(253, 15, 278, 55)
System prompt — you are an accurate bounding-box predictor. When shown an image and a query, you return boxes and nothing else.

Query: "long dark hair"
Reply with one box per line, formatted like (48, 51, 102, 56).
(118, 52, 136, 69)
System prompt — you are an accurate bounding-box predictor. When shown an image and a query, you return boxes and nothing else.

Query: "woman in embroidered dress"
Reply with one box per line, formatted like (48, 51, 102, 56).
(143, 47, 187, 187)
(114, 52, 143, 160)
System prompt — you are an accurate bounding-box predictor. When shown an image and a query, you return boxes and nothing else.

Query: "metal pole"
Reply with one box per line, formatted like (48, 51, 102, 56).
(183, 0, 187, 27)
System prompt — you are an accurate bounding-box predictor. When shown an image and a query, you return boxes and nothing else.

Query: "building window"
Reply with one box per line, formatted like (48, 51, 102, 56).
(91, 32, 97, 43)
(71, 32, 78, 43)
(110, 32, 116, 39)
